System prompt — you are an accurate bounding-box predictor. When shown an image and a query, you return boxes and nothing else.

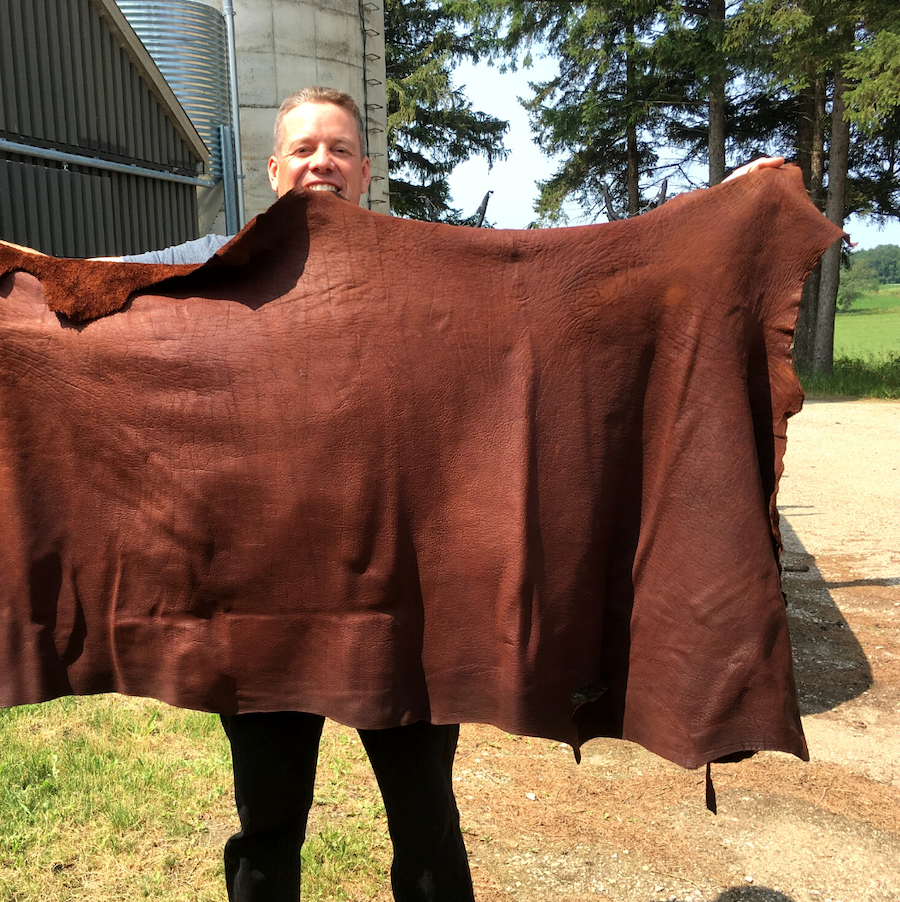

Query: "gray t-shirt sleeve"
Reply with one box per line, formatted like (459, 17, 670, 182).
(122, 234, 232, 264)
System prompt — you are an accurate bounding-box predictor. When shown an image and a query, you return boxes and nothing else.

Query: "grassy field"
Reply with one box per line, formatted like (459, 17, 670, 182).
(0, 697, 231, 901)
(0, 697, 390, 901)
(801, 282, 900, 399)
(833, 282, 900, 358)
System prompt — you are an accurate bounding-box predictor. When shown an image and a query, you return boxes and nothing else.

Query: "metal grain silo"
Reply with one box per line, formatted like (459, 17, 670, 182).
(117, 0, 240, 231)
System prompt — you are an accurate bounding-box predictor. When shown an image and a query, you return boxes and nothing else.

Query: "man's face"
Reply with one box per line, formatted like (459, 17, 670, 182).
(267, 102, 371, 204)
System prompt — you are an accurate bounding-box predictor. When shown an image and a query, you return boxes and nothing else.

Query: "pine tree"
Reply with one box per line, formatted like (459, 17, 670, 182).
(655, 1, 731, 185)
(384, 0, 509, 221)
(843, 2, 900, 134)
(732, 0, 900, 372)
(464, 0, 899, 367)
(486, 0, 671, 222)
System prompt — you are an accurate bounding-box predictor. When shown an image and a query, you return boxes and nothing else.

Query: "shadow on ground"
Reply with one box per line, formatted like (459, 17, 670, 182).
(708, 889, 795, 901)
(779, 513, 873, 715)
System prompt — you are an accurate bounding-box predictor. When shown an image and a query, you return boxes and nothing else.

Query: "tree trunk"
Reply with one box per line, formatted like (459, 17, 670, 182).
(625, 17, 640, 215)
(627, 121, 639, 215)
(813, 67, 851, 374)
(795, 267, 822, 371)
(796, 87, 813, 190)
(707, 0, 726, 186)
(811, 76, 826, 208)
(793, 76, 827, 371)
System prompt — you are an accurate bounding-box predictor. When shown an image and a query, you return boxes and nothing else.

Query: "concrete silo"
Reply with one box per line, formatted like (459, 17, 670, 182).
(184, 0, 388, 226)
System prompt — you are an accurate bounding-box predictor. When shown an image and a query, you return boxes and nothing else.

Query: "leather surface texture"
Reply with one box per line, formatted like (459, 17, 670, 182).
(0, 167, 843, 769)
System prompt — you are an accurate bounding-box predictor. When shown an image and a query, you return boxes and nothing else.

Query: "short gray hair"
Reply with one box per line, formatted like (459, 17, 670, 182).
(273, 87, 367, 157)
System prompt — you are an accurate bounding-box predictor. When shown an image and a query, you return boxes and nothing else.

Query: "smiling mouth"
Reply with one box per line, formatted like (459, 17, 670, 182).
(307, 184, 339, 194)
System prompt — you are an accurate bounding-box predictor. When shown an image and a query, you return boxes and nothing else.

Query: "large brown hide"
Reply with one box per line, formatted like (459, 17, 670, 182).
(0, 168, 842, 770)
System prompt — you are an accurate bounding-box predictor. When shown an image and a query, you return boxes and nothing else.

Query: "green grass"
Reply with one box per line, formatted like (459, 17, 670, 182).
(800, 353, 900, 399)
(302, 728, 390, 900)
(0, 697, 389, 902)
(0, 696, 231, 901)
(834, 283, 900, 359)
(800, 283, 900, 399)
(843, 281, 900, 312)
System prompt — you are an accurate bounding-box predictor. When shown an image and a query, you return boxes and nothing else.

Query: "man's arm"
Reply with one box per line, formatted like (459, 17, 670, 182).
(0, 238, 47, 256)
(2, 234, 230, 264)
(122, 234, 231, 264)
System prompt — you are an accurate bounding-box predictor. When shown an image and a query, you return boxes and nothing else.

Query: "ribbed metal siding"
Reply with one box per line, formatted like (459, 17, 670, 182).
(0, 156, 194, 258)
(117, 1, 230, 181)
(0, 0, 200, 256)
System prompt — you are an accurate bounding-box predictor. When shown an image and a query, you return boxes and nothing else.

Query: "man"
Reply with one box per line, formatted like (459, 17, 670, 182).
(124, 87, 476, 902)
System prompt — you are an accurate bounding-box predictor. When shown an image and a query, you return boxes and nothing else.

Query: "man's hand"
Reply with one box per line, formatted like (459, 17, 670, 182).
(724, 156, 786, 182)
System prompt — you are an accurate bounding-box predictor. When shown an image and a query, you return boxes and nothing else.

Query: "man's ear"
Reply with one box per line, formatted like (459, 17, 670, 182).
(361, 157, 372, 195)
(267, 155, 280, 193)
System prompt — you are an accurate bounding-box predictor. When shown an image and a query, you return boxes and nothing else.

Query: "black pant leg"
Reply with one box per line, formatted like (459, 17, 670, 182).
(359, 722, 475, 902)
(221, 711, 325, 902)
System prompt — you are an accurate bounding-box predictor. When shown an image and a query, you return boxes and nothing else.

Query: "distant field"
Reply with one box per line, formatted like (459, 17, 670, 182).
(834, 283, 900, 358)
(847, 282, 900, 312)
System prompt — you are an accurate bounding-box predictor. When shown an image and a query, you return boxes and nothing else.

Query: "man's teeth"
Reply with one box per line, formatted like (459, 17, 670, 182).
(309, 185, 337, 192)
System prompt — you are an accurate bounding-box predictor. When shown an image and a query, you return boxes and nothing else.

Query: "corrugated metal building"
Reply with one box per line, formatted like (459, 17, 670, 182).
(0, 0, 209, 257)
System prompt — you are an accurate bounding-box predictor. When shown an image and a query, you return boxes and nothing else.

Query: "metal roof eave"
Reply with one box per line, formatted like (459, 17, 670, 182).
(90, 0, 211, 169)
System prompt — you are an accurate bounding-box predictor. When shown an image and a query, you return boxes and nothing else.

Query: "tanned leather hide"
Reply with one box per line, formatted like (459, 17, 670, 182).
(0, 167, 842, 770)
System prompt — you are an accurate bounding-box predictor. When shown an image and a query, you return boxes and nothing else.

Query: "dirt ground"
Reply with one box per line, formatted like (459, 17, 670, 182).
(443, 399, 899, 902)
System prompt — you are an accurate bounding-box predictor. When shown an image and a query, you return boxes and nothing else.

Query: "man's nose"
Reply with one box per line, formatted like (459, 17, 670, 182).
(309, 145, 334, 170)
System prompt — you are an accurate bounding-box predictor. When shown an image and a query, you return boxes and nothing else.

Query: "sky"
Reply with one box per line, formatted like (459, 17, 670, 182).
(447, 58, 900, 251)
